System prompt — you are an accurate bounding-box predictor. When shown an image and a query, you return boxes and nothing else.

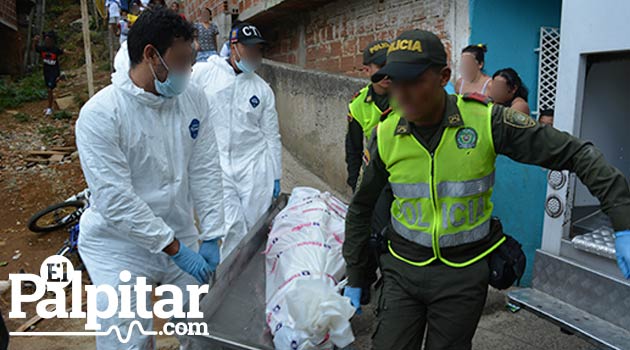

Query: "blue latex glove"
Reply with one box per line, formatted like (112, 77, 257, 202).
(615, 230, 630, 279)
(343, 286, 362, 315)
(273, 179, 281, 199)
(199, 238, 221, 272)
(171, 242, 211, 284)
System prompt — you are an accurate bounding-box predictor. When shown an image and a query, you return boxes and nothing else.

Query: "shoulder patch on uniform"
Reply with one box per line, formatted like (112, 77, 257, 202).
(350, 91, 361, 102)
(462, 92, 490, 105)
(503, 108, 536, 128)
(380, 107, 393, 121)
(347, 113, 354, 122)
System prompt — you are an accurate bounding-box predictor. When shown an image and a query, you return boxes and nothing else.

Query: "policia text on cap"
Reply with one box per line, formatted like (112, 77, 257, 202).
(342, 30, 630, 350)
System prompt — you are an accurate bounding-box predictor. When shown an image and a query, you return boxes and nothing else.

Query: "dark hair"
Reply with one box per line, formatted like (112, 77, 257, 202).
(128, 8, 195, 66)
(44, 31, 57, 41)
(462, 44, 487, 65)
(492, 67, 528, 101)
(149, 0, 166, 7)
(205, 8, 211, 16)
(429, 64, 447, 73)
(539, 109, 554, 117)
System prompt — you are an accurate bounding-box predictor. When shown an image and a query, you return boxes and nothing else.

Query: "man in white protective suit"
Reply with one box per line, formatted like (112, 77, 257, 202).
(75, 8, 224, 349)
(191, 22, 282, 258)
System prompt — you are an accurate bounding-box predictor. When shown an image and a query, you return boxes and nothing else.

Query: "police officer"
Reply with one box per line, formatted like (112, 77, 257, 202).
(342, 29, 630, 349)
(345, 40, 393, 306)
(346, 40, 391, 191)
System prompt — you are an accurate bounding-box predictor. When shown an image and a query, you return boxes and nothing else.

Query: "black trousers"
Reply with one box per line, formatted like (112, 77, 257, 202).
(364, 184, 393, 287)
(0, 311, 8, 350)
(372, 254, 489, 350)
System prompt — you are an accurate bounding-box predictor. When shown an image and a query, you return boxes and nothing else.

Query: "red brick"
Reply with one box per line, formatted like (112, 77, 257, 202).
(330, 42, 341, 57)
(198, 0, 455, 75)
(358, 34, 376, 52)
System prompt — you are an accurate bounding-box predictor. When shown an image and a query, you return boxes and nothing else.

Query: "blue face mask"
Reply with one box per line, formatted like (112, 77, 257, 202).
(234, 45, 261, 74)
(149, 50, 190, 98)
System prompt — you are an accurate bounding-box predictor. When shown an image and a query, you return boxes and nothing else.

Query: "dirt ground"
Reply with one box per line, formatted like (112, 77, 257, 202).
(0, 67, 186, 349)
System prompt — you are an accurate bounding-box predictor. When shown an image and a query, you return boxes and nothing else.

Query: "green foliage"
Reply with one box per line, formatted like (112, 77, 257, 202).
(73, 94, 87, 108)
(0, 73, 47, 112)
(38, 125, 65, 144)
(53, 110, 73, 120)
(13, 112, 32, 123)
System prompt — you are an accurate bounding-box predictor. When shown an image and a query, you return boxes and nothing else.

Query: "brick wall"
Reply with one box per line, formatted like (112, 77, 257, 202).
(185, 0, 468, 77)
(271, 0, 455, 76)
(0, 0, 17, 30)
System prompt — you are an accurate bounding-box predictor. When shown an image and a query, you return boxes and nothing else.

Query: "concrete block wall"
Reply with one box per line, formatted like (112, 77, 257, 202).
(258, 59, 366, 196)
(0, 0, 17, 30)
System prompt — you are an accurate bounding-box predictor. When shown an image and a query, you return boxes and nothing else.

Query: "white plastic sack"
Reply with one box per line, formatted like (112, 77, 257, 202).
(265, 187, 355, 349)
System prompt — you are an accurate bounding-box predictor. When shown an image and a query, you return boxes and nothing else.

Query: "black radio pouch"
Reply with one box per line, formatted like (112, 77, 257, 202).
(488, 218, 527, 290)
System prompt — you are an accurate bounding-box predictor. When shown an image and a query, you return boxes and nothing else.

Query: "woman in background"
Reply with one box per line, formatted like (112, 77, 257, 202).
(456, 44, 492, 95)
(489, 67, 530, 115)
(194, 8, 219, 62)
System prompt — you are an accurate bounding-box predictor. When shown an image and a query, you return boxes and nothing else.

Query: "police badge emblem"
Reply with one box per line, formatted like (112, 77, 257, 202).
(456, 127, 478, 149)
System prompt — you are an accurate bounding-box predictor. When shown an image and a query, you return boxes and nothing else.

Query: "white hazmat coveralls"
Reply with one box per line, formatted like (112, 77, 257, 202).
(191, 55, 282, 259)
(113, 40, 129, 74)
(75, 66, 224, 349)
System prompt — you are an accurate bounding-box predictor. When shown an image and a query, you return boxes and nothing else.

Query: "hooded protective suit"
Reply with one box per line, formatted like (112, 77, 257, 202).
(191, 55, 281, 258)
(113, 40, 129, 75)
(76, 64, 224, 349)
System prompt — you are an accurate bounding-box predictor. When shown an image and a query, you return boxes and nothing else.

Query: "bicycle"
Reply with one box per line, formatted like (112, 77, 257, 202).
(27, 189, 90, 273)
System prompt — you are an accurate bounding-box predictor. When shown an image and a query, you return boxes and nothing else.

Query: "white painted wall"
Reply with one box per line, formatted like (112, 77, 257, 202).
(445, 0, 470, 83)
(542, 0, 630, 254)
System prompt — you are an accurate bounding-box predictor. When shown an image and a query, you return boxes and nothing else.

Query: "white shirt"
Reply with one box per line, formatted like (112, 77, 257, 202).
(106, 0, 121, 18)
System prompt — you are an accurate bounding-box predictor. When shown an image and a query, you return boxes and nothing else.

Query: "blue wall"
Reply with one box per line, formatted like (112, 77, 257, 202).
(469, 0, 562, 285)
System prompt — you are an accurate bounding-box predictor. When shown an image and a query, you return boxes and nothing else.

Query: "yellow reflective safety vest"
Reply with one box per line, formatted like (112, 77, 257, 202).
(377, 95, 506, 267)
(349, 85, 386, 140)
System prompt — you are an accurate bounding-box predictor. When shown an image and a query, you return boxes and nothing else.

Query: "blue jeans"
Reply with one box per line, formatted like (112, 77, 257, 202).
(196, 50, 217, 63)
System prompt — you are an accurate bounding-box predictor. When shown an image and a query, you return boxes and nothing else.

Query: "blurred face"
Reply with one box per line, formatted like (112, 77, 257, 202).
(146, 38, 194, 82)
(363, 63, 391, 90)
(44, 36, 54, 48)
(170, 3, 178, 11)
(392, 66, 450, 123)
(488, 75, 514, 104)
(233, 42, 263, 64)
(201, 9, 211, 22)
(460, 52, 482, 80)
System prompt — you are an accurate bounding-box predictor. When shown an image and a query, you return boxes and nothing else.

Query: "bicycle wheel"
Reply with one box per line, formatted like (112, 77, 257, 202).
(27, 200, 85, 233)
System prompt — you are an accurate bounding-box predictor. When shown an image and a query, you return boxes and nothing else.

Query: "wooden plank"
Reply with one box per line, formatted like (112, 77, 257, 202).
(50, 146, 76, 152)
(15, 300, 87, 332)
(14, 305, 55, 332)
(81, 0, 95, 97)
(49, 154, 65, 163)
(27, 150, 68, 156)
(24, 158, 49, 164)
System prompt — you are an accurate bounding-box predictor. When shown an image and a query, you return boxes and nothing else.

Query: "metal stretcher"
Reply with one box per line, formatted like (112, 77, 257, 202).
(174, 194, 289, 350)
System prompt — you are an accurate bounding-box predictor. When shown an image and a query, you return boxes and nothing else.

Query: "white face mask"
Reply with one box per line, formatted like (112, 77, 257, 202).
(148, 49, 190, 98)
(234, 45, 261, 74)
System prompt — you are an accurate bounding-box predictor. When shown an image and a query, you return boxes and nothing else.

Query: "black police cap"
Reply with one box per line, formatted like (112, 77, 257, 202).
(371, 30, 447, 83)
(363, 40, 390, 66)
(230, 22, 267, 46)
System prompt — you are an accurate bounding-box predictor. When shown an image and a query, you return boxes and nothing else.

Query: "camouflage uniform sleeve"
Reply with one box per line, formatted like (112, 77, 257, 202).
(343, 130, 389, 287)
(491, 104, 630, 230)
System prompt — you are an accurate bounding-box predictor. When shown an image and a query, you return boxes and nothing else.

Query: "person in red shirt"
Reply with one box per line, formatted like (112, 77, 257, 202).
(170, 2, 186, 20)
